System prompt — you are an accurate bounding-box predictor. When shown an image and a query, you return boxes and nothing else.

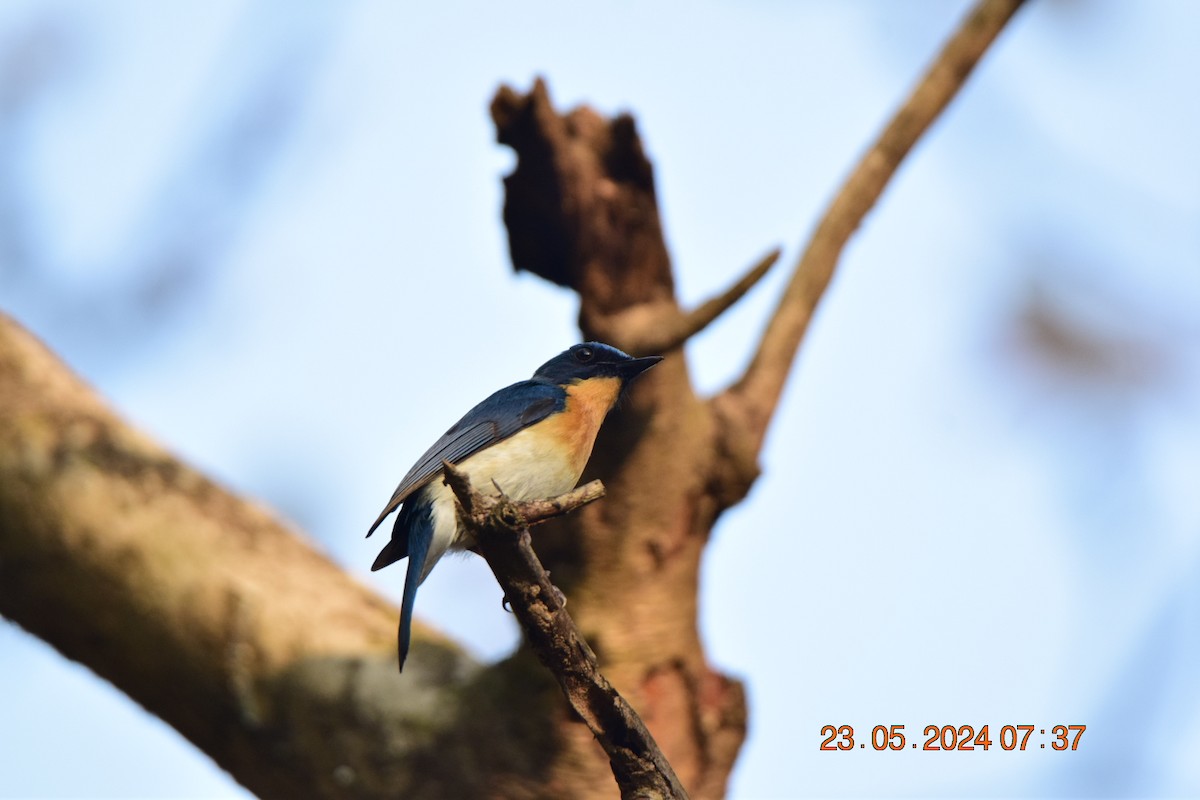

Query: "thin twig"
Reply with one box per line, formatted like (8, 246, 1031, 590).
(622, 247, 782, 356)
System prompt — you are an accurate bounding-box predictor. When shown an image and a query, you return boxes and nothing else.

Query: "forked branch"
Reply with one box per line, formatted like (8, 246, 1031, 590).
(719, 0, 1026, 452)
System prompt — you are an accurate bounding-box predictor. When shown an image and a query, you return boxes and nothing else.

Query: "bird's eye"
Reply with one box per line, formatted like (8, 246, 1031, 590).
(575, 346, 594, 363)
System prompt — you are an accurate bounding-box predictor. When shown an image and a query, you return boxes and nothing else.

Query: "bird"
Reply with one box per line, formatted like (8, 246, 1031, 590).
(367, 341, 662, 671)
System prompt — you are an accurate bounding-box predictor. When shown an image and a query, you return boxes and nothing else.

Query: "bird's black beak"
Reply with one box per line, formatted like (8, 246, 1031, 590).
(617, 355, 663, 380)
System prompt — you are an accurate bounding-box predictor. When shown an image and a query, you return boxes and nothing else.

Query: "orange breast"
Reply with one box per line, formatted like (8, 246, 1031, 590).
(536, 376, 622, 477)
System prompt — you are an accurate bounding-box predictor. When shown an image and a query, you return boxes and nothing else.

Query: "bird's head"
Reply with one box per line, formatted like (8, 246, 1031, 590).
(532, 342, 662, 388)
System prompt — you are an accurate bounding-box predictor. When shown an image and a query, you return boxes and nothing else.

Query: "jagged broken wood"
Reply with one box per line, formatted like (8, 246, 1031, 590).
(441, 461, 689, 800)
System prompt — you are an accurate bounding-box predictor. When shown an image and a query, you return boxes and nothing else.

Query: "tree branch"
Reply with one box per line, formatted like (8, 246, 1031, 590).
(442, 462, 690, 800)
(0, 312, 552, 800)
(3, 3, 1034, 795)
(618, 247, 782, 357)
(718, 0, 1026, 453)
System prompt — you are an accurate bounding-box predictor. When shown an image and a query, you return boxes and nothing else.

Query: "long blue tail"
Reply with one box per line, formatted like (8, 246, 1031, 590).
(397, 501, 433, 672)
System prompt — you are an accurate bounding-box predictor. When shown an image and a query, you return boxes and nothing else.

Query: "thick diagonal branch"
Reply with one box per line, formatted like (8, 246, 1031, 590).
(443, 462, 689, 800)
(718, 0, 1026, 454)
(0, 312, 540, 800)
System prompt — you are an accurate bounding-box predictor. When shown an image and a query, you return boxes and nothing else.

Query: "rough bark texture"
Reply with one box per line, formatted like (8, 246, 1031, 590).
(0, 1, 1024, 797)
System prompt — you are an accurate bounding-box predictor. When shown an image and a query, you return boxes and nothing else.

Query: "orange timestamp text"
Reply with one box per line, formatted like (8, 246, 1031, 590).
(819, 724, 1086, 752)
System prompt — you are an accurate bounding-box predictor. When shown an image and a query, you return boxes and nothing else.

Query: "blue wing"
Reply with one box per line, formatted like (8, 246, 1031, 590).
(366, 379, 566, 539)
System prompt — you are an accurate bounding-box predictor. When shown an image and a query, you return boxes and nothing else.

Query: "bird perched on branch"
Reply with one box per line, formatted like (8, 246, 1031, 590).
(367, 341, 662, 671)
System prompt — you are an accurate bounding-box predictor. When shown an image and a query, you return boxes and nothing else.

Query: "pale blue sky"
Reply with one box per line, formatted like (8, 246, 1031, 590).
(2, 1, 1198, 797)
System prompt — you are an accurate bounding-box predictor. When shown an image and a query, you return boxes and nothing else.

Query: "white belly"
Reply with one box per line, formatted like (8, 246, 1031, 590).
(415, 425, 582, 584)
